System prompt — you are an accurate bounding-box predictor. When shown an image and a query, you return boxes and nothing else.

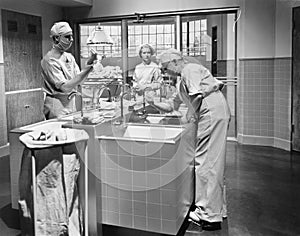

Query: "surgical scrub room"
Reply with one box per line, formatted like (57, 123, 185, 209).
(0, 0, 300, 236)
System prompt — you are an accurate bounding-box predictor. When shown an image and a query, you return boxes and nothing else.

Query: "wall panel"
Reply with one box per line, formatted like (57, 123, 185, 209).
(0, 63, 7, 146)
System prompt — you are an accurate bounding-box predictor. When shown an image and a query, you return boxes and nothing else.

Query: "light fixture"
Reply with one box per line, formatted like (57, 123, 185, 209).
(87, 23, 114, 45)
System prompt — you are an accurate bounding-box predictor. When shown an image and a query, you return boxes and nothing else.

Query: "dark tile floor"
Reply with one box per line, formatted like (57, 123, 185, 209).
(1, 142, 300, 236)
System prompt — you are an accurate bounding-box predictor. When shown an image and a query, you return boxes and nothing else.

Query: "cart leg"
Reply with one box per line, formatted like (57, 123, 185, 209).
(84, 147, 88, 236)
(31, 155, 37, 235)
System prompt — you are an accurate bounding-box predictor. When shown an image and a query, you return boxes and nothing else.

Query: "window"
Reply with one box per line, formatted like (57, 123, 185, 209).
(182, 19, 207, 56)
(128, 22, 175, 57)
(80, 20, 176, 59)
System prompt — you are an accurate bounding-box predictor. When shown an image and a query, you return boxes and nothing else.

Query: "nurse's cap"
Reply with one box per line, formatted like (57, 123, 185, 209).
(157, 48, 182, 64)
(50, 22, 72, 37)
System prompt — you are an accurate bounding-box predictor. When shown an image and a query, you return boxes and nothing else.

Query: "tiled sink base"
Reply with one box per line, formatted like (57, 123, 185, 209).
(97, 130, 195, 235)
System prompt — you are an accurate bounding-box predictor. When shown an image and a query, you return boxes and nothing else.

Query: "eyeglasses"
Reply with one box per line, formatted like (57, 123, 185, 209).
(161, 61, 171, 73)
(63, 35, 73, 40)
(161, 60, 177, 74)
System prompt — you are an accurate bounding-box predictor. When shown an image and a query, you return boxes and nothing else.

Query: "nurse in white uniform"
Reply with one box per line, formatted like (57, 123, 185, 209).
(132, 43, 162, 96)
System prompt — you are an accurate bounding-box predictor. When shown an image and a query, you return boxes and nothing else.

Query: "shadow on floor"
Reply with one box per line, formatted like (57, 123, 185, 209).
(0, 203, 20, 230)
(185, 219, 228, 236)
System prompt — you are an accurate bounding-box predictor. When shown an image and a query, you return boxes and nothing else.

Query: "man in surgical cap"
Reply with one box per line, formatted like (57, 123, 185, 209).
(41, 21, 97, 119)
(148, 48, 231, 231)
(34, 21, 97, 235)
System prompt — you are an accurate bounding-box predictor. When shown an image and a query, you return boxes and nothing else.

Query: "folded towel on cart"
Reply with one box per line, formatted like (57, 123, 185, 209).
(20, 128, 89, 148)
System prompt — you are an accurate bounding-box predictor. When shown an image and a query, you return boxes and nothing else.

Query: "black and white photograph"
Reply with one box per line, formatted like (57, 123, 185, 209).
(0, 0, 300, 235)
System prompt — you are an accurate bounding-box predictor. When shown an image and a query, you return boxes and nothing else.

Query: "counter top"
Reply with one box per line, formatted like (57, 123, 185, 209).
(10, 98, 188, 139)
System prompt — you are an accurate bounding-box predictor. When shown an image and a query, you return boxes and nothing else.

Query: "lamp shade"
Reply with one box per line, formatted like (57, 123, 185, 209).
(87, 25, 114, 45)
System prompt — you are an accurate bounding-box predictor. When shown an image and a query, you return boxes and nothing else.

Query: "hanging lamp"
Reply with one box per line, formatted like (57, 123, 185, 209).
(87, 23, 114, 45)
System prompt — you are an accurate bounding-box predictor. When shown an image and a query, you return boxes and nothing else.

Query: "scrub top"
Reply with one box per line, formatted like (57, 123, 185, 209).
(181, 63, 223, 97)
(41, 52, 80, 119)
(133, 61, 162, 89)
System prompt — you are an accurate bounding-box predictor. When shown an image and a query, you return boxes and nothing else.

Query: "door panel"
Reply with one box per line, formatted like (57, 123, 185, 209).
(211, 26, 218, 76)
(292, 7, 300, 151)
(2, 10, 42, 91)
(2, 10, 44, 134)
(6, 91, 44, 130)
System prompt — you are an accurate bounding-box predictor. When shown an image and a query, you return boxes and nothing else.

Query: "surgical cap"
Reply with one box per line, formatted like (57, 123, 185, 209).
(158, 48, 182, 64)
(50, 22, 72, 37)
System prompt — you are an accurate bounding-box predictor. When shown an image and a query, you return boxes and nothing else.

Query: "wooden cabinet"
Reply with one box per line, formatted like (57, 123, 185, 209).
(2, 9, 44, 135)
(6, 90, 44, 130)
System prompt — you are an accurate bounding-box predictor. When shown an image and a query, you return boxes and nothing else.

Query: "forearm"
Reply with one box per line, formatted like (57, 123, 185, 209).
(60, 65, 93, 92)
(78, 65, 94, 82)
(150, 101, 173, 113)
(150, 71, 163, 90)
(147, 81, 161, 90)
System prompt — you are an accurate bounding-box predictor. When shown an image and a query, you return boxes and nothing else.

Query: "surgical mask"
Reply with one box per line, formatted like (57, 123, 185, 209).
(54, 35, 73, 51)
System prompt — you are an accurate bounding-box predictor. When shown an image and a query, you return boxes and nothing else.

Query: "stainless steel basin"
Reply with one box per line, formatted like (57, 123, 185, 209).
(145, 116, 165, 124)
(123, 124, 184, 141)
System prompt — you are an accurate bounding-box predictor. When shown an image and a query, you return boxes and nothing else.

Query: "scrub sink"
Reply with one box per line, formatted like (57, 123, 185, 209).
(123, 124, 184, 141)
(97, 123, 185, 143)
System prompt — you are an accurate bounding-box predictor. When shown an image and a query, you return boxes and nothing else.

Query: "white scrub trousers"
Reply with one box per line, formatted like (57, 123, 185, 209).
(194, 90, 231, 223)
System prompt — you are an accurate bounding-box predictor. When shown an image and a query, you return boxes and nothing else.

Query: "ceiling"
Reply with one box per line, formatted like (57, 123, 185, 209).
(37, 0, 92, 7)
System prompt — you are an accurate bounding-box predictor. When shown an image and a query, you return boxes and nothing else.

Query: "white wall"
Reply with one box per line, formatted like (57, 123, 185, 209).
(239, 0, 276, 58)
(88, 0, 240, 18)
(275, 0, 300, 57)
(237, 0, 300, 59)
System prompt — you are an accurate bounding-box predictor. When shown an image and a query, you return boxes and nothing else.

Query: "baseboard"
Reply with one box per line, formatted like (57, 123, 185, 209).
(0, 143, 9, 158)
(237, 134, 274, 146)
(227, 136, 237, 142)
(237, 134, 291, 151)
(274, 137, 291, 151)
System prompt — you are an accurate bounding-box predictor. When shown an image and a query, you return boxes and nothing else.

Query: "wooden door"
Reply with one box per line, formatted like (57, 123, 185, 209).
(211, 26, 218, 76)
(292, 7, 300, 151)
(2, 10, 44, 132)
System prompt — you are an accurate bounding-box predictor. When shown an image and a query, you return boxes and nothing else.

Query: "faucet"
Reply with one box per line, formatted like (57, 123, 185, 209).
(96, 85, 112, 105)
(142, 87, 153, 114)
(159, 84, 163, 102)
(119, 84, 131, 119)
(68, 90, 83, 117)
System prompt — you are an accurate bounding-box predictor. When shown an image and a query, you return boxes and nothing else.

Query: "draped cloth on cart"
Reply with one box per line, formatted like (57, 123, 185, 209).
(18, 128, 89, 236)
